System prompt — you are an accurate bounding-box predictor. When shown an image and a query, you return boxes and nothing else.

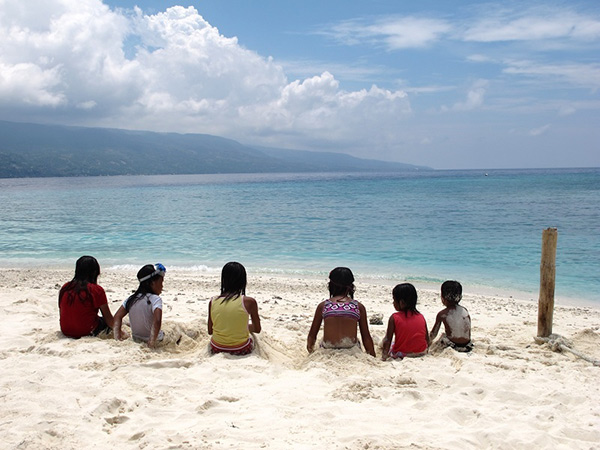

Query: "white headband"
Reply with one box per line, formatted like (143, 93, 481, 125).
(138, 263, 166, 282)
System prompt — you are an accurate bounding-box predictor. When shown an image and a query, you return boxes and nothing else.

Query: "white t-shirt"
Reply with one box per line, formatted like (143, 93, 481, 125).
(123, 293, 163, 342)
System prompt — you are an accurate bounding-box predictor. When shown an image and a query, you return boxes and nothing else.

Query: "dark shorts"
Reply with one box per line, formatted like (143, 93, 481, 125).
(92, 316, 111, 336)
(441, 335, 473, 353)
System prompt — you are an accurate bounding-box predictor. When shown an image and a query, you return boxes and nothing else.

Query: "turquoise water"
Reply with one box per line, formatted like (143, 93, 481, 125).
(0, 168, 598, 303)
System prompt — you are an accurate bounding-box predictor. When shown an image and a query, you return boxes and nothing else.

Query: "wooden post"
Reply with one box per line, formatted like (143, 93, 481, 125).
(537, 228, 558, 337)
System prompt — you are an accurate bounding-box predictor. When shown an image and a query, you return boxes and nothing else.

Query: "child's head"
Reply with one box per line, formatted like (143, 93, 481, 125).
(441, 280, 462, 305)
(73, 255, 100, 284)
(392, 283, 419, 314)
(136, 263, 166, 295)
(61, 256, 101, 305)
(220, 261, 247, 300)
(127, 263, 166, 309)
(328, 267, 356, 299)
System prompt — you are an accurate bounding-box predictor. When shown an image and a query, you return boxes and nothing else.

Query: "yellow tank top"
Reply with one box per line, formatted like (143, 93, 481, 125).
(210, 295, 249, 346)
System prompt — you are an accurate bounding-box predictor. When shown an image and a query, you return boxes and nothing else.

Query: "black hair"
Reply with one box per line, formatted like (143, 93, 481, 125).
(328, 267, 356, 299)
(58, 255, 101, 307)
(441, 280, 462, 304)
(125, 264, 162, 311)
(220, 261, 247, 301)
(392, 283, 419, 316)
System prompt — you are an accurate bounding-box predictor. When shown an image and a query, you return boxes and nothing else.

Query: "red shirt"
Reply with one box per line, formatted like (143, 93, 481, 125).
(59, 282, 108, 338)
(391, 311, 428, 354)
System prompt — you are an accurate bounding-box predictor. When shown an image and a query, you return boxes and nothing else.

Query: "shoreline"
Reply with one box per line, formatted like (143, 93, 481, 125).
(3, 262, 596, 308)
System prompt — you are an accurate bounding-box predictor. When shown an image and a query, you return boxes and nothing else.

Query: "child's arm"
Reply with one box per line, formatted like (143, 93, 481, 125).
(207, 300, 213, 335)
(147, 307, 162, 349)
(99, 303, 115, 329)
(244, 296, 261, 333)
(358, 303, 376, 357)
(306, 302, 324, 353)
(429, 311, 443, 341)
(381, 315, 396, 361)
(381, 315, 395, 361)
(424, 318, 431, 347)
(113, 305, 127, 340)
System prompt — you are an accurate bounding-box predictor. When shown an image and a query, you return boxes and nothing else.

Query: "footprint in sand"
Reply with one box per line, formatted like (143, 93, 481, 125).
(141, 359, 195, 369)
(446, 406, 482, 426)
(92, 397, 132, 427)
(196, 396, 240, 414)
(331, 381, 381, 402)
(129, 432, 145, 441)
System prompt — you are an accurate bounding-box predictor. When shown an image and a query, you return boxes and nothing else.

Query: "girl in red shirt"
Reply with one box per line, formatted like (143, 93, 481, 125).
(381, 283, 430, 360)
(59, 256, 114, 338)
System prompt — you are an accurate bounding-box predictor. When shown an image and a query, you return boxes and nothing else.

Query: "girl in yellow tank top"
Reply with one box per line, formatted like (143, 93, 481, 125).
(208, 262, 261, 355)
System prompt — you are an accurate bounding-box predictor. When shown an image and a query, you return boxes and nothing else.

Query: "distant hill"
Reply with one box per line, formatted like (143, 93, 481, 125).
(0, 121, 431, 178)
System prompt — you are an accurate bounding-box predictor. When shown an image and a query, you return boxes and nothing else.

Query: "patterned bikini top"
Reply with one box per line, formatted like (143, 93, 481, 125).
(322, 298, 361, 321)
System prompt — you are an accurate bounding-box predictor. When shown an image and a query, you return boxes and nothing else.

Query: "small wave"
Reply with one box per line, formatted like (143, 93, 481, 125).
(108, 264, 219, 273)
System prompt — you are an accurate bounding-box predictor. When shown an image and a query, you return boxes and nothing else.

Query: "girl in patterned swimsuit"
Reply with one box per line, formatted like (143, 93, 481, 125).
(307, 267, 376, 357)
(208, 262, 261, 356)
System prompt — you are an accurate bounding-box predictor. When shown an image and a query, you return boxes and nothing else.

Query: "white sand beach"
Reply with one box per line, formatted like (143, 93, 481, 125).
(1, 268, 599, 449)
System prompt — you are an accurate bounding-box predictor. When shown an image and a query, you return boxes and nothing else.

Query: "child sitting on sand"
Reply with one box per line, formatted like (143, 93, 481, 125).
(58, 255, 114, 338)
(307, 267, 376, 357)
(208, 262, 261, 356)
(113, 263, 166, 348)
(381, 283, 430, 360)
(429, 280, 473, 352)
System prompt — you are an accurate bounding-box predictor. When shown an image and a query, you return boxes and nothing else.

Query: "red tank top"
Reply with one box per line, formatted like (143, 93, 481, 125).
(391, 311, 428, 354)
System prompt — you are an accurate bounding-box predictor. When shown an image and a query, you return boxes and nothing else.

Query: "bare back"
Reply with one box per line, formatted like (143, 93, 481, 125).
(307, 299, 375, 356)
(438, 304, 471, 344)
(322, 316, 359, 347)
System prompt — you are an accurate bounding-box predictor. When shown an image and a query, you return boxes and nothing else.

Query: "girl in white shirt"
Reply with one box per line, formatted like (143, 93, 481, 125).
(114, 263, 166, 348)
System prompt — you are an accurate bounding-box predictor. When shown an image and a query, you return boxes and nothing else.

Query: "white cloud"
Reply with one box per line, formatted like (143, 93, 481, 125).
(529, 124, 551, 136)
(237, 72, 411, 148)
(0, 0, 140, 115)
(0, 0, 411, 153)
(558, 105, 576, 117)
(442, 79, 488, 112)
(323, 16, 451, 49)
(324, 7, 600, 50)
(503, 60, 600, 90)
(374, 17, 452, 50)
(467, 54, 496, 63)
(0, 62, 65, 106)
(463, 8, 600, 42)
(402, 85, 454, 94)
(278, 59, 389, 86)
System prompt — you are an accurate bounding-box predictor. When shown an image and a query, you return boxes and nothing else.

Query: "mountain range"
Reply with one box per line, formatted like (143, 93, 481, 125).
(0, 120, 431, 178)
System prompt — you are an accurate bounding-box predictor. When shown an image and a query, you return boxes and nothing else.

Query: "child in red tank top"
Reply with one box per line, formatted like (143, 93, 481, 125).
(381, 283, 430, 360)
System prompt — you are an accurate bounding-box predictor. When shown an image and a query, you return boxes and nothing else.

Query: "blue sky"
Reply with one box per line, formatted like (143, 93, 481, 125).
(1, 0, 599, 169)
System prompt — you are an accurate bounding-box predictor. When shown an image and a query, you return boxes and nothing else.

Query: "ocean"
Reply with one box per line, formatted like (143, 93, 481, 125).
(0, 168, 598, 304)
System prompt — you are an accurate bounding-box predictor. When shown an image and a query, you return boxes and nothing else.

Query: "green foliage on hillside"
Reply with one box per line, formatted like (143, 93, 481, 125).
(0, 121, 430, 178)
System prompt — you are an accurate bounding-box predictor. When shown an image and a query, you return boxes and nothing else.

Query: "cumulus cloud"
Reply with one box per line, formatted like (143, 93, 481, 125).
(0, 0, 139, 117)
(0, 0, 411, 153)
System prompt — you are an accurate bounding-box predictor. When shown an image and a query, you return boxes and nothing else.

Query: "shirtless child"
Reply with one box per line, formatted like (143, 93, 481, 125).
(429, 280, 473, 352)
